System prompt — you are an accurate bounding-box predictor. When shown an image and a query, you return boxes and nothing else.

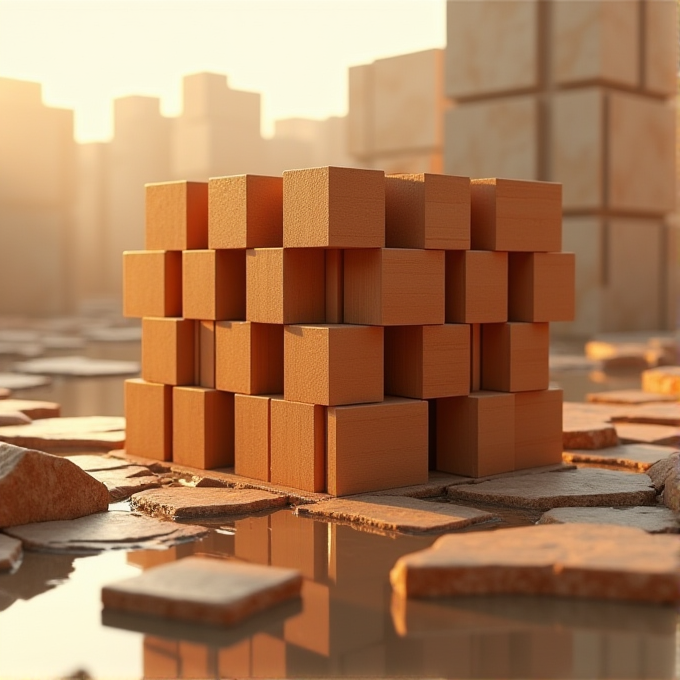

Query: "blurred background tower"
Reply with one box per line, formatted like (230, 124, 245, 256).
(445, 0, 678, 337)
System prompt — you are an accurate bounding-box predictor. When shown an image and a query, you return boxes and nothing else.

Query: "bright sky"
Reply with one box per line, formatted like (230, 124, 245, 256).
(0, 0, 445, 143)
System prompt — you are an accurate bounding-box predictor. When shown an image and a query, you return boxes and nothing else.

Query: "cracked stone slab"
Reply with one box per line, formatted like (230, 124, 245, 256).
(643, 367, 680, 396)
(102, 555, 302, 627)
(587, 390, 678, 406)
(66, 454, 138, 472)
(0, 399, 60, 420)
(390, 524, 680, 604)
(0, 535, 22, 572)
(563, 444, 678, 472)
(447, 468, 656, 511)
(295, 496, 498, 533)
(131, 487, 289, 519)
(615, 422, 680, 447)
(0, 373, 50, 391)
(4, 511, 207, 553)
(90, 466, 162, 502)
(13, 356, 140, 377)
(538, 506, 679, 533)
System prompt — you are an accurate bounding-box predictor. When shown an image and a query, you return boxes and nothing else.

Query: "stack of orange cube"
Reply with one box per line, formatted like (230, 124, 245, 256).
(123, 167, 575, 496)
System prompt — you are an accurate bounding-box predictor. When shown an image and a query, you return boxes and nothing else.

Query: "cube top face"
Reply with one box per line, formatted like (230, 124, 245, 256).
(471, 178, 562, 252)
(146, 181, 208, 251)
(208, 174, 283, 249)
(283, 166, 385, 248)
(123, 250, 182, 319)
(385, 173, 471, 250)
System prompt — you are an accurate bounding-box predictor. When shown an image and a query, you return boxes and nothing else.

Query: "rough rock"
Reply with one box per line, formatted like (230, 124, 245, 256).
(0, 412, 31, 426)
(131, 487, 289, 519)
(0, 443, 110, 527)
(563, 444, 677, 472)
(0, 399, 60, 420)
(0, 416, 126, 450)
(539, 506, 679, 533)
(101, 556, 302, 625)
(390, 524, 680, 604)
(657, 453, 680, 512)
(0, 535, 22, 571)
(615, 422, 680, 446)
(0, 373, 50, 390)
(4, 511, 207, 552)
(90, 466, 162, 502)
(563, 417, 619, 450)
(587, 390, 678, 405)
(447, 468, 656, 511)
(647, 452, 680, 493)
(643, 366, 680, 395)
(295, 496, 498, 533)
(13, 356, 140, 377)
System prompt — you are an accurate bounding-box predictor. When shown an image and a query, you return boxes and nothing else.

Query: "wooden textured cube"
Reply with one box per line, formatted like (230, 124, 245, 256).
(173, 387, 234, 469)
(146, 181, 208, 250)
(344, 249, 445, 326)
(327, 397, 428, 496)
(508, 252, 575, 322)
(141, 317, 195, 386)
(445, 250, 508, 324)
(124, 379, 172, 461)
(215, 321, 283, 395)
(234, 393, 273, 481)
(123, 251, 182, 318)
(384, 324, 470, 399)
(182, 249, 245, 321)
(515, 388, 563, 470)
(196, 321, 215, 388)
(481, 322, 550, 393)
(246, 248, 325, 324)
(470, 178, 562, 252)
(385, 173, 470, 250)
(270, 398, 325, 493)
(208, 175, 283, 249)
(283, 166, 385, 248)
(285, 324, 383, 406)
(436, 391, 515, 477)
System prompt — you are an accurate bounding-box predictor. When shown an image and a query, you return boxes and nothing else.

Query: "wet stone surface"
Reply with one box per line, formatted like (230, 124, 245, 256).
(0, 534, 22, 572)
(538, 506, 680, 533)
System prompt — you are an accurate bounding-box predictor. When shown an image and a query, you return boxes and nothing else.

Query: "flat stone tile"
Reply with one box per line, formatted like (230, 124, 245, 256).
(563, 417, 619, 450)
(643, 367, 680, 396)
(295, 496, 498, 533)
(90, 468, 162, 502)
(588, 390, 677, 405)
(13, 356, 139, 377)
(101, 555, 302, 626)
(447, 468, 656, 511)
(0, 374, 50, 391)
(4, 511, 207, 552)
(0, 412, 31, 426)
(131, 487, 289, 519)
(614, 403, 680, 427)
(615, 422, 680, 446)
(539, 506, 679, 533)
(0, 535, 22, 572)
(0, 399, 60, 420)
(66, 454, 137, 472)
(563, 444, 678, 472)
(563, 401, 629, 420)
(390, 524, 680, 604)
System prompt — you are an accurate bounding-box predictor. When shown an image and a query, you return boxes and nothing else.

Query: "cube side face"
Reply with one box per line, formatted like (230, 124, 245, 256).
(475, 392, 515, 477)
(282, 249, 326, 324)
(507, 253, 535, 321)
(284, 326, 330, 405)
(385, 175, 426, 249)
(530, 252, 575, 322)
(234, 393, 270, 481)
(384, 325, 424, 398)
(205, 389, 235, 469)
(327, 399, 428, 496)
(270, 399, 325, 493)
(643, 0, 678, 96)
(246, 249, 284, 324)
(142, 317, 195, 386)
(469, 180, 498, 251)
(423, 174, 471, 250)
(343, 249, 383, 325)
(182, 250, 216, 320)
(123, 251, 181, 318)
(197, 320, 216, 388)
(515, 388, 563, 470)
(435, 395, 474, 475)
(421, 324, 471, 399)
(250, 323, 284, 396)
(124, 378, 172, 460)
(282, 167, 331, 247)
(214, 249, 246, 321)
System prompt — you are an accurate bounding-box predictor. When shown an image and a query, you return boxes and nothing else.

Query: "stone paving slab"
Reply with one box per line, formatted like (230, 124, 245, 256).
(390, 524, 680, 604)
(447, 468, 656, 511)
(4, 511, 207, 552)
(562, 444, 678, 472)
(587, 390, 678, 405)
(612, 403, 680, 427)
(0, 374, 50, 391)
(538, 506, 679, 533)
(102, 555, 302, 626)
(0, 399, 60, 420)
(0, 412, 31, 426)
(13, 356, 140, 377)
(131, 487, 289, 519)
(643, 367, 680, 395)
(0, 535, 21, 572)
(66, 454, 137, 472)
(90, 467, 162, 502)
(295, 496, 498, 534)
(615, 422, 680, 447)
(563, 417, 619, 450)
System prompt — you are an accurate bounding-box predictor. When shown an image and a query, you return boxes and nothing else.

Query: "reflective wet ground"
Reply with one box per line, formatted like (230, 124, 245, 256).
(0, 332, 675, 679)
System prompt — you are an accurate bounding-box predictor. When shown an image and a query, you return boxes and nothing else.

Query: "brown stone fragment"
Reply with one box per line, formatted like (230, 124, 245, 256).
(65, 455, 138, 472)
(562, 444, 677, 472)
(447, 468, 656, 510)
(0, 443, 110, 527)
(390, 524, 680, 604)
(131, 487, 288, 519)
(0, 399, 60, 419)
(563, 418, 619, 450)
(615, 423, 680, 447)
(587, 390, 677, 406)
(538, 506, 679, 534)
(657, 453, 680, 511)
(0, 534, 22, 571)
(643, 367, 680, 395)
(102, 556, 303, 626)
(295, 496, 497, 534)
(90, 466, 162, 502)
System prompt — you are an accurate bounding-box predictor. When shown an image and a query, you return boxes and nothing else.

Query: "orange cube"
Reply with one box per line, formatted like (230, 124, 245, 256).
(146, 181, 208, 250)
(327, 397, 428, 496)
(385, 173, 470, 249)
(182, 249, 246, 321)
(215, 321, 284, 395)
(246, 248, 325, 324)
(235, 393, 273, 481)
(173, 387, 234, 469)
(283, 166, 385, 248)
(470, 323, 481, 392)
(196, 321, 215, 388)
(208, 175, 283, 249)
(436, 391, 515, 477)
(124, 379, 172, 461)
(481, 322, 550, 392)
(123, 251, 182, 318)
(515, 388, 563, 470)
(284, 324, 383, 406)
(344, 249, 445, 326)
(326, 249, 344, 323)
(141, 317, 195, 386)
(384, 324, 470, 399)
